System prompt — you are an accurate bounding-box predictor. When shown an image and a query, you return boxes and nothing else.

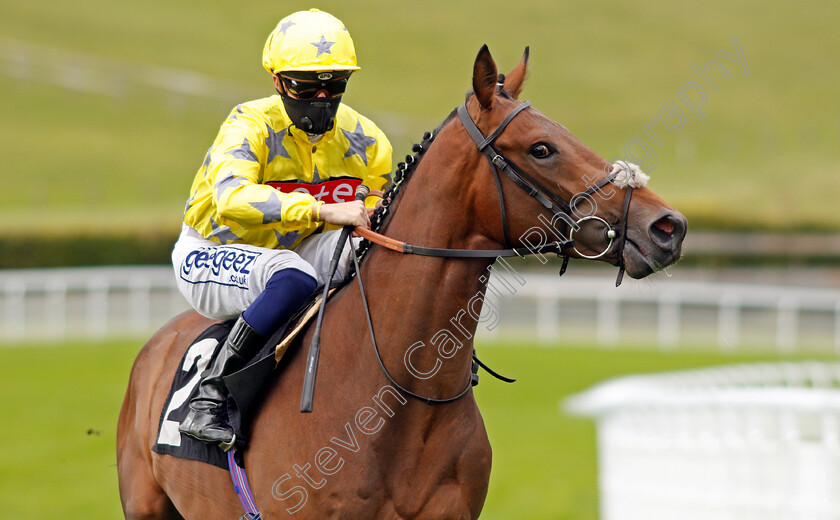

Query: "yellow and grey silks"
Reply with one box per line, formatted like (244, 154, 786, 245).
(183, 96, 392, 250)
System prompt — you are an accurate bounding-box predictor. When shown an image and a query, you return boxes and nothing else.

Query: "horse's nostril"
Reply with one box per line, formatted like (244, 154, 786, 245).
(649, 214, 684, 249)
(653, 218, 675, 238)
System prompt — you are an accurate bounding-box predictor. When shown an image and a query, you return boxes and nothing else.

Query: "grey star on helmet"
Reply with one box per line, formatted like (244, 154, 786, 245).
(266, 125, 290, 164)
(342, 120, 377, 165)
(310, 35, 335, 57)
(215, 172, 249, 199)
(226, 139, 259, 163)
(274, 229, 300, 249)
(249, 190, 284, 224)
(279, 20, 296, 34)
(209, 218, 241, 244)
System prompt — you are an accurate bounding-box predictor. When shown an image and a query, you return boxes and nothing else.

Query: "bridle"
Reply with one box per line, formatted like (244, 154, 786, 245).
(351, 96, 638, 405)
(455, 99, 636, 286)
(358, 99, 636, 283)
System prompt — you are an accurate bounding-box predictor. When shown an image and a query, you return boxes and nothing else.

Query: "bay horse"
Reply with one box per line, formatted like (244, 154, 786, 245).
(118, 46, 686, 519)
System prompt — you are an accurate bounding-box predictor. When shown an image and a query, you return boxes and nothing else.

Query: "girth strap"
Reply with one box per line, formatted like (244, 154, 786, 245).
(227, 449, 262, 519)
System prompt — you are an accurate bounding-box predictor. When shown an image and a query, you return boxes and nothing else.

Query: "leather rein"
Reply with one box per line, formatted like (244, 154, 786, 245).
(351, 99, 636, 404)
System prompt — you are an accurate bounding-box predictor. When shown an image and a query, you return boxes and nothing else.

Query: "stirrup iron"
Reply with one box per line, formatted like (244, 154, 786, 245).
(219, 434, 237, 452)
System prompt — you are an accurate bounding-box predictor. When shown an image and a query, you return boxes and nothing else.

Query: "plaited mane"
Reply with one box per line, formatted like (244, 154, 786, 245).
(354, 108, 459, 263)
(361, 75, 516, 249)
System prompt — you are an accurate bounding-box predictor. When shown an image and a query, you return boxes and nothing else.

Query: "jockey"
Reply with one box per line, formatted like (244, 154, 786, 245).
(172, 9, 392, 448)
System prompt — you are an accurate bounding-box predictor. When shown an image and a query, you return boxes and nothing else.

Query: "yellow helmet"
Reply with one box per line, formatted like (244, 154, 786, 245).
(262, 9, 360, 74)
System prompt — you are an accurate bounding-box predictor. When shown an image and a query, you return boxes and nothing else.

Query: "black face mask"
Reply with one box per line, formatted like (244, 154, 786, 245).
(280, 94, 341, 134)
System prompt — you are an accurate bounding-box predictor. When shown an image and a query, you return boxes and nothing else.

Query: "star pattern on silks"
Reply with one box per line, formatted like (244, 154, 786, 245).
(311, 165, 325, 183)
(215, 172, 249, 200)
(183, 194, 195, 215)
(265, 125, 290, 164)
(227, 104, 243, 122)
(200, 146, 213, 175)
(249, 190, 284, 224)
(274, 229, 300, 249)
(278, 20, 296, 35)
(226, 139, 259, 163)
(310, 35, 335, 57)
(209, 218, 241, 244)
(342, 120, 377, 165)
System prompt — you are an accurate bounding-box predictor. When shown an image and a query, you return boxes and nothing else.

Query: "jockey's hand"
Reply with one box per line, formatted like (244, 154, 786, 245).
(364, 197, 384, 218)
(318, 201, 370, 228)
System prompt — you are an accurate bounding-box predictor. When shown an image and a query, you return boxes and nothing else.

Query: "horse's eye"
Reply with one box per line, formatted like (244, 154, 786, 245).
(529, 143, 553, 159)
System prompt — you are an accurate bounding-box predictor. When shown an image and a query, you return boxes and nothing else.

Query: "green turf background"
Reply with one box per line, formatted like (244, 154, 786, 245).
(0, 339, 827, 519)
(1, 0, 838, 235)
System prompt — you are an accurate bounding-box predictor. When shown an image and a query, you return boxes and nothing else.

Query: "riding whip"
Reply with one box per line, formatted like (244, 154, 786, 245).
(300, 183, 370, 412)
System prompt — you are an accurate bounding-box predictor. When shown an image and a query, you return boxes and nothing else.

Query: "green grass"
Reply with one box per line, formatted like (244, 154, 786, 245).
(0, 338, 828, 519)
(0, 0, 838, 234)
(0, 340, 137, 519)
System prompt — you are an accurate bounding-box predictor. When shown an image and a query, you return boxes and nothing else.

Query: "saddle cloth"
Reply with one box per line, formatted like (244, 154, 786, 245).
(151, 290, 332, 468)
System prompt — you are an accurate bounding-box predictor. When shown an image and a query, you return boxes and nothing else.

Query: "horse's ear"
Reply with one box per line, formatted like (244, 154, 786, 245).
(504, 46, 529, 99)
(472, 44, 497, 109)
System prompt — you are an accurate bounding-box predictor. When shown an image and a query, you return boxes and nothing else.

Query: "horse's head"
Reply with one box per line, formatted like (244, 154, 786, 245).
(463, 45, 686, 280)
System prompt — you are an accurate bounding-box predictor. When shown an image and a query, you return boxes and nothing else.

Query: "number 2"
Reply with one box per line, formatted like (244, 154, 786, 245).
(156, 338, 219, 446)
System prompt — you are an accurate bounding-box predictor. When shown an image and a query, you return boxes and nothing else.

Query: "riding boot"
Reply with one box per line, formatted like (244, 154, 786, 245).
(179, 315, 264, 448)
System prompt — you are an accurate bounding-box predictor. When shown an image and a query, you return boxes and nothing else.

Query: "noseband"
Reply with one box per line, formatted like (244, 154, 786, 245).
(456, 100, 635, 286)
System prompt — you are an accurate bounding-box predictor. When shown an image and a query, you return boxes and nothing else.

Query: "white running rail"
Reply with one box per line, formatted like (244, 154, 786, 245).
(0, 266, 189, 343)
(482, 270, 840, 352)
(1, 266, 840, 349)
(567, 362, 840, 520)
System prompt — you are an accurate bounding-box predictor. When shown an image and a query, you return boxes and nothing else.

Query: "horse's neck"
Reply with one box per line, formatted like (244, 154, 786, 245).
(358, 131, 495, 394)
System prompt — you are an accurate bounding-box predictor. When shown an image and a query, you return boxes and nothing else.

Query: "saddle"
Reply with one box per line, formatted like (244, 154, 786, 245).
(152, 284, 340, 469)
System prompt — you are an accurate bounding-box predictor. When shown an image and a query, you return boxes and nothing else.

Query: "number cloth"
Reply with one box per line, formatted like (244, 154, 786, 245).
(152, 320, 240, 469)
